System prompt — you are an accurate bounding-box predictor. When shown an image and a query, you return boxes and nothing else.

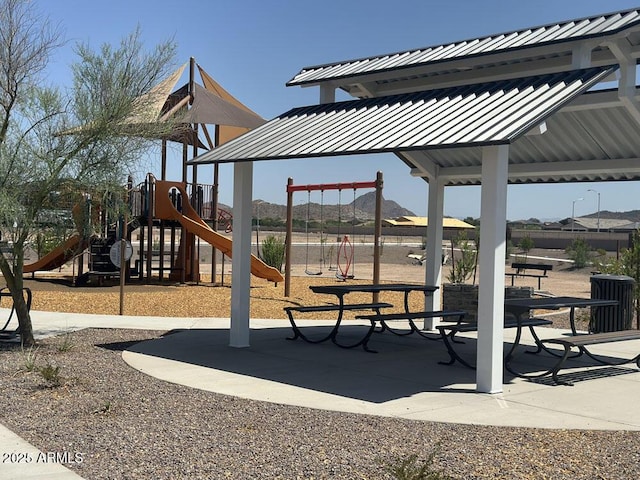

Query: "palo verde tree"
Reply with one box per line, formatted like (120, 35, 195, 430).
(0, 0, 178, 346)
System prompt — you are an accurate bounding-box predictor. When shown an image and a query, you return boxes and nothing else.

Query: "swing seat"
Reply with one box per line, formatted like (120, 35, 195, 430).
(305, 269, 323, 276)
(336, 234, 354, 281)
(335, 272, 354, 281)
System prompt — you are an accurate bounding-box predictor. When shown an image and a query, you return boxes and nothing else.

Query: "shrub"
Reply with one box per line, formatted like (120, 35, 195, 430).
(447, 231, 477, 284)
(382, 450, 453, 480)
(565, 237, 592, 269)
(57, 333, 75, 352)
(517, 235, 535, 262)
(21, 345, 39, 372)
(39, 362, 62, 387)
(594, 229, 640, 326)
(261, 235, 285, 271)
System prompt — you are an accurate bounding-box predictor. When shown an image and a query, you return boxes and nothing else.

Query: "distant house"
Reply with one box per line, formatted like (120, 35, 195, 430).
(384, 216, 476, 230)
(560, 217, 635, 232)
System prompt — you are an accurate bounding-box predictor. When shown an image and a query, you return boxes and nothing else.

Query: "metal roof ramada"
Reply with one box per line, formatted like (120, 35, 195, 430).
(287, 7, 639, 87)
(190, 66, 614, 165)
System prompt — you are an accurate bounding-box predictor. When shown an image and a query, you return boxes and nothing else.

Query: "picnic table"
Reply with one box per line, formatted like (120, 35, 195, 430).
(0, 287, 32, 340)
(505, 262, 553, 289)
(437, 296, 624, 383)
(285, 283, 440, 352)
(502, 296, 640, 384)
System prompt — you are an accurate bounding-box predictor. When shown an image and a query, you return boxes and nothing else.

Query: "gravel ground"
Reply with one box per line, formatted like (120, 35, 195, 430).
(2, 328, 640, 480)
(1, 246, 639, 479)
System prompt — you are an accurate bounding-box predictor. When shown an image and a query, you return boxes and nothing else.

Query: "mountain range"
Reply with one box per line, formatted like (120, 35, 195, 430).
(220, 191, 415, 223)
(581, 210, 640, 222)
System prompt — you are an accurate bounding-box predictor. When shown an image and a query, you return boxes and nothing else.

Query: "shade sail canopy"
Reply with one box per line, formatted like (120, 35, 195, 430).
(127, 64, 187, 124)
(198, 64, 259, 145)
(190, 66, 614, 166)
(63, 62, 264, 148)
(172, 83, 265, 128)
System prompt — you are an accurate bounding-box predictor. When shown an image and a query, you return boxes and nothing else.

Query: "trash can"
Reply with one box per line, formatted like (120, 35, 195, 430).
(589, 274, 635, 333)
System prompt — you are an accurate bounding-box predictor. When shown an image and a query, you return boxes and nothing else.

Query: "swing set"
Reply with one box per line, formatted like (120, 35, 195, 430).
(284, 172, 384, 297)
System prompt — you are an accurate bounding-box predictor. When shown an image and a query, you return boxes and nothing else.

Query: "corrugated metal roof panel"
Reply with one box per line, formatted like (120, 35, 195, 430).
(191, 67, 614, 165)
(287, 8, 640, 86)
(411, 99, 640, 186)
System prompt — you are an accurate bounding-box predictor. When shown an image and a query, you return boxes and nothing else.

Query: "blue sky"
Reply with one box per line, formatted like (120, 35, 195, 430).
(39, 0, 640, 221)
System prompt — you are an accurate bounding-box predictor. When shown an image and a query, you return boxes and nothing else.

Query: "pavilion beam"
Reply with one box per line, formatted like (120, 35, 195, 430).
(476, 144, 509, 394)
(398, 151, 439, 181)
(424, 176, 445, 330)
(230, 161, 253, 348)
(571, 41, 596, 69)
(421, 157, 640, 184)
(607, 38, 640, 128)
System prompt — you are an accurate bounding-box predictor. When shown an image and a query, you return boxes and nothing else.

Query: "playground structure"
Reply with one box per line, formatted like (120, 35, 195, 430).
(22, 57, 284, 286)
(284, 172, 383, 297)
(151, 177, 282, 283)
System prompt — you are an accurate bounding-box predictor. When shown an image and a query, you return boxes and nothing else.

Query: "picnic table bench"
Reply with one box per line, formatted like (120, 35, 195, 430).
(355, 310, 467, 350)
(284, 302, 393, 350)
(284, 283, 439, 352)
(436, 315, 553, 369)
(542, 330, 640, 385)
(505, 262, 553, 289)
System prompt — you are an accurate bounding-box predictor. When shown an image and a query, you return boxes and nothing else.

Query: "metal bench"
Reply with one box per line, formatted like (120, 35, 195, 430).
(542, 330, 640, 385)
(436, 316, 554, 369)
(284, 302, 393, 351)
(505, 262, 553, 289)
(356, 310, 467, 340)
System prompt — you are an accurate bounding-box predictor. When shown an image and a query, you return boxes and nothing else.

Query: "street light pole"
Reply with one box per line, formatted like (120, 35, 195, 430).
(255, 200, 264, 259)
(571, 197, 583, 232)
(587, 188, 601, 232)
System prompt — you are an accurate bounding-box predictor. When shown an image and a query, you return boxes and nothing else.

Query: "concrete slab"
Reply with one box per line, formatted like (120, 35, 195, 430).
(122, 322, 640, 430)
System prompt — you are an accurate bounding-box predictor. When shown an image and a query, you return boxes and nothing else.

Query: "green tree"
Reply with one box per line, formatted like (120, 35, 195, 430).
(565, 237, 592, 269)
(595, 229, 640, 327)
(462, 216, 479, 227)
(0, 0, 177, 346)
(517, 235, 535, 262)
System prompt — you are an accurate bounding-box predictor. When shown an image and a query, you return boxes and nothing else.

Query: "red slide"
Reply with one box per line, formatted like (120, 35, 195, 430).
(23, 234, 89, 273)
(154, 180, 283, 283)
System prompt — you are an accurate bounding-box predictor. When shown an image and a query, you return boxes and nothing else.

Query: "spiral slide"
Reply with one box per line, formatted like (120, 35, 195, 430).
(154, 180, 283, 283)
(23, 234, 89, 273)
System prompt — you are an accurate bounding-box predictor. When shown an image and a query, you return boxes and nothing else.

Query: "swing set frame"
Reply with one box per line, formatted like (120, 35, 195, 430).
(284, 171, 383, 297)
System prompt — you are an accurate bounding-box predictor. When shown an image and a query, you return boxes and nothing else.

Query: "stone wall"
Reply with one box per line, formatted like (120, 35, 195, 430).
(442, 284, 533, 321)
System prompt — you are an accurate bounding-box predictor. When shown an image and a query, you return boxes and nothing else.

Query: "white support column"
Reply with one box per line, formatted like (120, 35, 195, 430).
(476, 144, 509, 394)
(320, 83, 336, 104)
(424, 178, 445, 330)
(230, 161, 253, 348)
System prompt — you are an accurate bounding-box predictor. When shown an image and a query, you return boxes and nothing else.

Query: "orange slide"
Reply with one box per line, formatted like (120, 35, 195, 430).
(24, 234, 89, 273)
(154, 180, 284, 283)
